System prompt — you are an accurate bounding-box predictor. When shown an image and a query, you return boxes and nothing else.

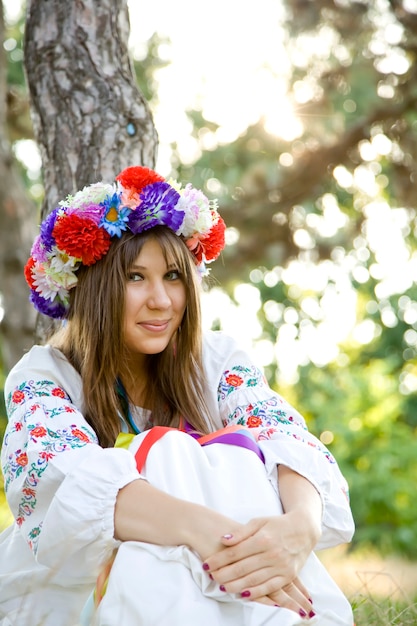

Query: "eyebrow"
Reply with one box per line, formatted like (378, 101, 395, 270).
(130, 262, 177, 270)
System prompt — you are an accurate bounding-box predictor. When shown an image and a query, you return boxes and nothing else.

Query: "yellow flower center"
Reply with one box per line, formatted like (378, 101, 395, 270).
(106, 207, 119, 222)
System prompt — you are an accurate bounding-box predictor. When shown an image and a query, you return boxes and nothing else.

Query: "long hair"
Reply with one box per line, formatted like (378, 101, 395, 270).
(50, 227, 213, 447)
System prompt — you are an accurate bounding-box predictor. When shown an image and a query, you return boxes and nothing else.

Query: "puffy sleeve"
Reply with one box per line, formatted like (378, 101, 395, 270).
(202, 330, 355, 550)
(1, 345, 141, 585)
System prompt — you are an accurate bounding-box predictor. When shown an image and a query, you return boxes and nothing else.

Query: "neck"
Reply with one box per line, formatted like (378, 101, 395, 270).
(119, 356, 148, 408)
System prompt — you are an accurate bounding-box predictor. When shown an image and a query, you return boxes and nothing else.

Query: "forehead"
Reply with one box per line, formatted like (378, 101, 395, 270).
(131, 237, 177, 266)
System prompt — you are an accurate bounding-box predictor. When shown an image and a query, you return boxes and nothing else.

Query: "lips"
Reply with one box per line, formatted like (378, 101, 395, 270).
(139, 320, 170, 332)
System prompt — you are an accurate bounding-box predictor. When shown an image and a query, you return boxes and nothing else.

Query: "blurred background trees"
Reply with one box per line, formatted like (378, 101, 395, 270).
(1, 0, 417, 557)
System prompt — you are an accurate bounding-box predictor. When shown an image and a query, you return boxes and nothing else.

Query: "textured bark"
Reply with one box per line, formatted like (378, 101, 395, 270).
(0, 2, 38, 370)
(24, 0, 158, 216)
(24, 0, 158, 339)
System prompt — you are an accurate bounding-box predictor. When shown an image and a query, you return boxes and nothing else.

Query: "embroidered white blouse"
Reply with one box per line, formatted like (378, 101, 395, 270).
(0, 330, 354, 626)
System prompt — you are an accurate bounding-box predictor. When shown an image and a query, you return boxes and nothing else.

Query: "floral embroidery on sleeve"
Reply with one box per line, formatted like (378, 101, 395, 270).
(3, 379, 98, 552)
(218, 365, 265, 400)
(218, 365, 307, 430)
(256, 425, 336, 464)
(224, 397, 304, 429)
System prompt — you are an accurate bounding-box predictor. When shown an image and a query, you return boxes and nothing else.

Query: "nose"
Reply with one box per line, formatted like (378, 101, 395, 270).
(147, 280, 171, 309)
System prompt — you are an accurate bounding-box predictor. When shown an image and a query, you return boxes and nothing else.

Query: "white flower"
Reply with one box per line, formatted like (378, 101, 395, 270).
(32, 252, 78, 303)
(60, 182, 116, 208)
(175, 184, 213, 237)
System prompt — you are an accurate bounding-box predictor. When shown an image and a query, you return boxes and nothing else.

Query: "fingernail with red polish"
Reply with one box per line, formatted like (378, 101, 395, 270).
(308, 598, 313, 604)
(241, 590, 251, 598)
(219, 585, 227, 592)
(209, 574, 214, 580)
(309, 610, 316, 618)
(299, 609, 307, 617)
(202, 563, 210, 571)
(274, 604, 280, 608)
(222, 533, 234, 540)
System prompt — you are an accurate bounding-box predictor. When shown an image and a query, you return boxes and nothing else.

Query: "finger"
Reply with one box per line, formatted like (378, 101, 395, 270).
(250, 588, 312, 619)
(292, 577, 312, 604)
(253, 595, 280, 608)
(267, 584, 315, 619)
(214, 564, 278, 593)
(219, 518, 265, 547)
(208, 544, 297, 588)
(205, 532, 264, 573)
(232, 575, 312, 610)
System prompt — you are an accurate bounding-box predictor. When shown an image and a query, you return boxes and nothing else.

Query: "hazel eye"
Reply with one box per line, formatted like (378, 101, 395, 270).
(128, 272, 144, 282)
(165, 270, 181, 281)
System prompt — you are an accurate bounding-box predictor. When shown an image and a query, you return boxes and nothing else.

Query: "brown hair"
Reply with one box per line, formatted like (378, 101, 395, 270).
(50, 227, 213, 447)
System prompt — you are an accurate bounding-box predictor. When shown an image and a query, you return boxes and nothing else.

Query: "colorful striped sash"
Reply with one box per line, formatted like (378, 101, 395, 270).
(132, 424, 265, 473)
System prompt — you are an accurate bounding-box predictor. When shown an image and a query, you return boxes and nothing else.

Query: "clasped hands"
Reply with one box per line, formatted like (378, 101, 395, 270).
(200, 513, 317, 620)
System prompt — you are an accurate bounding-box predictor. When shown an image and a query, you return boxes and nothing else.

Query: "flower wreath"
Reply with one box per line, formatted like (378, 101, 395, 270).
(24, 165, 226, 319)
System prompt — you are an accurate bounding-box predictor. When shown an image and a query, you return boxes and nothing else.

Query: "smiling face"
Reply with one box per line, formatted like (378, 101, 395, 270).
(123, 237, 187, 372)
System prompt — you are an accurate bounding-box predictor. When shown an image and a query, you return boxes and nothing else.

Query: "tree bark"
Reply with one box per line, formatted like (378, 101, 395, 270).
(24, 0, 158, 339)
(24, 0, 158, 215)
(0, 1, 38, 370)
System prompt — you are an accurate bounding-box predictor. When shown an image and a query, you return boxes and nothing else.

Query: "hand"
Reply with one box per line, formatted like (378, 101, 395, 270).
(202, 512, 318, 612)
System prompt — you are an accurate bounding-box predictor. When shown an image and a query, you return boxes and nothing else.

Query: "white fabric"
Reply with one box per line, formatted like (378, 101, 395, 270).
(0, 331, 354, 625)
(92, 431, 353, 625)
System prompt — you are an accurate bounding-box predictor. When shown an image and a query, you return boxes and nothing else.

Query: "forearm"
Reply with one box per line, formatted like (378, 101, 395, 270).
(278, 465, 323, 546)
(114, 478, 240, 558)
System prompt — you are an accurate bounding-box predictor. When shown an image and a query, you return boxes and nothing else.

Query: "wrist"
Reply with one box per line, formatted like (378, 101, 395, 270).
(180, 503, 241, 561)
(285, 508, 322, 548)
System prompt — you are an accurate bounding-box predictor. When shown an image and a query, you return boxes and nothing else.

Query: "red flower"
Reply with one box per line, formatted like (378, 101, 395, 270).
(225, 374, 244, 387)
(24, 257, 36, 289)
(64, 406, 76, 413)
(71, 427, 90, 442)
(39, 451, 55, 461)
(52, 387, 66, 398)
(22, 487, 36, 497)
(247, 415, 262, 428)
(53, 215, 111, 265)
(193, 215, 226, 263)
(12, 390, 25, 404)
(30, 426, 47, 438)
(15, 422, 23, 431)
(116, 166, 164, 195)
(16, 452, 28, 467)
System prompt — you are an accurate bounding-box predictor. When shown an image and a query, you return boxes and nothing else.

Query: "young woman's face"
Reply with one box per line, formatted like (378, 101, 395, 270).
(123, 238, 187, 365)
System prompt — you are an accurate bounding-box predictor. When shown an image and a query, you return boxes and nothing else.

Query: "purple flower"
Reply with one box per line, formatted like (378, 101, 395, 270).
(127, 182, 184, 234)
(39, 208, 60, 251)
(31, 235, 48, 263)
(67, 203, 105, 225)
(30, 291, 67, 319)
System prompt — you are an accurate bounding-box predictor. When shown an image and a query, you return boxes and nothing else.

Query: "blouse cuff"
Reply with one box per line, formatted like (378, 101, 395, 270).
(36, 446, 142, 584)
(258, 437, 354, 550)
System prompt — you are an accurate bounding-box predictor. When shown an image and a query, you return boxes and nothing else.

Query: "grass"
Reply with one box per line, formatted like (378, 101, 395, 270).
(352, 595, 417, 625)
(319, 545, 417, 625)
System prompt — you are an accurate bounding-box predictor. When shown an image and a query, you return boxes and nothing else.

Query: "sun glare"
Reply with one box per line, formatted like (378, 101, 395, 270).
(127, 0, 295, 172)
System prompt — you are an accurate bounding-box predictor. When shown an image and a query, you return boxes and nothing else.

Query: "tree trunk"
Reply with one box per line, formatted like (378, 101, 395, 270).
(24, 0, 158, 339)
(24, 0, 158, 214)
(0, 1, 38, 370)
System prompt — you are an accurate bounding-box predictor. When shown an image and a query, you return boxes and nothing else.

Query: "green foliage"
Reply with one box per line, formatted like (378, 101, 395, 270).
(284, 353, 417, 557)
(132, 32, 171, 107)
(171, 0, 417, 560)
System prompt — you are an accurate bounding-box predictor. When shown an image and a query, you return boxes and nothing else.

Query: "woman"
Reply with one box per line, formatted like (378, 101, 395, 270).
(0, 166, 354, 625)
